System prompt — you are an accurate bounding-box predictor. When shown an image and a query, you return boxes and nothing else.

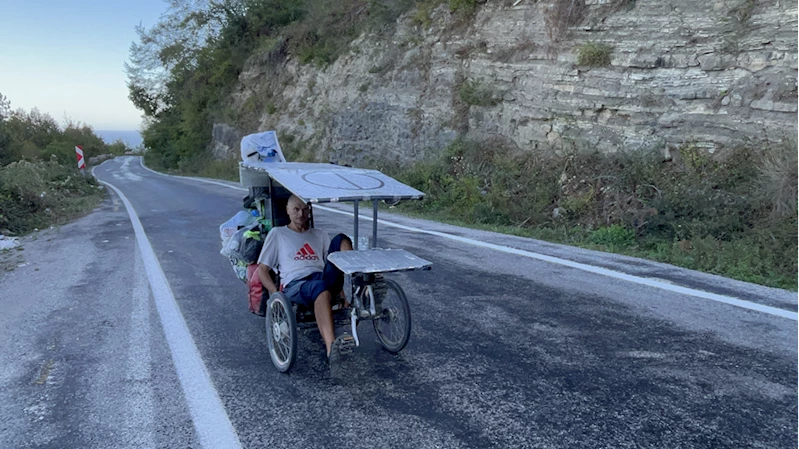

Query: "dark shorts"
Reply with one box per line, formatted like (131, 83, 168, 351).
(282, 272, 328, 307)
(282, 233, 350, 307)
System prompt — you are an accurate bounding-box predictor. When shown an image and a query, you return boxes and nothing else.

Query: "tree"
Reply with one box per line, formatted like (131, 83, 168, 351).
(0, 93, 10, 120)
(0, 99, 112, 166)
(0, 93, 11, 165)
(125, 0, 248, 119)
(107, 139, 129, 156)
(124, 0, 315, 171)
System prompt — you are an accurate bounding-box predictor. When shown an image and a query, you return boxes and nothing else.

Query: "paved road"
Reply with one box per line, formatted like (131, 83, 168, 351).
(1, 156, 795, 448)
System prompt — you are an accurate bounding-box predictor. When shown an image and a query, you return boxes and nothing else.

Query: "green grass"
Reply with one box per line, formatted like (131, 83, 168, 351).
(198, 158, 240, 182)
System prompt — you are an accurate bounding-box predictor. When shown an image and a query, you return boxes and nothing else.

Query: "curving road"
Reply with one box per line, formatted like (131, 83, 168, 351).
(1, 156, 795, 448)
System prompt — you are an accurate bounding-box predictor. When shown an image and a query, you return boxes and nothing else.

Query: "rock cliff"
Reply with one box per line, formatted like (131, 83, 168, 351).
(216, 0, 797, 164)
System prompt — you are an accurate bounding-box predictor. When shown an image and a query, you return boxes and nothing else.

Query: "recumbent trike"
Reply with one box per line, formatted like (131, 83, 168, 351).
(237, 160, 432, 373)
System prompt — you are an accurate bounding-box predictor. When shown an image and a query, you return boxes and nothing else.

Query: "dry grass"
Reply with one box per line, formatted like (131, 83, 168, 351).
(757, 140, 798, 217)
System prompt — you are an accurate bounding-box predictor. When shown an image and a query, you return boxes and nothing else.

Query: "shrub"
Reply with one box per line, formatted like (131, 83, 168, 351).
(412, 1, 439, 27)
(279, 134, 315, 162)
(0, 160, 103, 235)
(198, 157, 239, 181)
(458, 80, 501, 107)
(576, 42, 613, 67)
(756, 140, 797, 217)
(385, 139, 796, 289)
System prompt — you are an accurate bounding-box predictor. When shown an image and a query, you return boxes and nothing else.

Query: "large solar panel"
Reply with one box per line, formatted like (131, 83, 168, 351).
(240, 161, 425, 203)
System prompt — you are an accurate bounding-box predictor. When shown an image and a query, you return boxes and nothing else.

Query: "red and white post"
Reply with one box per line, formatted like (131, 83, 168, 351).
(75, 145, 86, 175)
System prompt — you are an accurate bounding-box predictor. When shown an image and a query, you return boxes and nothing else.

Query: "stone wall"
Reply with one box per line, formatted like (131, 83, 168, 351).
(218, 0, 797, 164)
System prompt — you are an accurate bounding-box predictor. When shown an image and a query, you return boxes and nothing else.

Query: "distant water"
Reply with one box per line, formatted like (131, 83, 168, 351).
(95, 130, 143, 149)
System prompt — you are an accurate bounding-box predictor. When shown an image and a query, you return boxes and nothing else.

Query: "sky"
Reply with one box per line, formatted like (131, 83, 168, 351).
(0, 0, 168, 131)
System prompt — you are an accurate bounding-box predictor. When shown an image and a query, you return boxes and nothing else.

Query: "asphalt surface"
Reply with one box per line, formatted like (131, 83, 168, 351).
(0, 156, 796, 448)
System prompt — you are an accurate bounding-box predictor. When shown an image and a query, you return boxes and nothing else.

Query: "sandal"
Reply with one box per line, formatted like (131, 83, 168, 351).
(328, 334, 355, 379)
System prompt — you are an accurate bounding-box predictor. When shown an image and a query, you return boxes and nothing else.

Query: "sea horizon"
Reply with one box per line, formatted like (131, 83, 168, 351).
(95, 129, 143, 148)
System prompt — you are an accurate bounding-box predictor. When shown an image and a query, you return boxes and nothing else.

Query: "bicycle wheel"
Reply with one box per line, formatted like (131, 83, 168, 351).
(265, 292, 297, 372)
(372, 279, 412, 353)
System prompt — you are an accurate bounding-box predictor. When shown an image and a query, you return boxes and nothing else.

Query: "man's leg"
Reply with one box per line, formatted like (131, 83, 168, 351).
(328, 233, 353, 253)
(313, 290, 336, 355)
(324, 234, 353, 304)
(288, 277, 337, 355)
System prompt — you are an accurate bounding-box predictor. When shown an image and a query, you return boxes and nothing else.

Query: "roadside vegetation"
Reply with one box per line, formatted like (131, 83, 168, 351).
(387, 139, 797, 290)
(0, 93, 125, 235)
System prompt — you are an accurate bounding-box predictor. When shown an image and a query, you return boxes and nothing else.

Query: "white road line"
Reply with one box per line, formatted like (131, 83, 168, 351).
(318, 206, 798, 321)
(134, 157, 797, 321)
(137, 157, 235, 189)
(93, 164, 243, 449)
(126, 251, 155, 447)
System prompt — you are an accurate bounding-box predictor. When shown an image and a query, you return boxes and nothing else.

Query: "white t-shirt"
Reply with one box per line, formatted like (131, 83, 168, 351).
(257, 226, 330, 286)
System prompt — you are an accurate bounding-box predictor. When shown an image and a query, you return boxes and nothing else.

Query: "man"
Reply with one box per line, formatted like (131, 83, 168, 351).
(257, 194, 354, 373)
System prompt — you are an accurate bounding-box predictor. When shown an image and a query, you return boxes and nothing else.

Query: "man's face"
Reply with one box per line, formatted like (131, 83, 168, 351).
(287, 198, 310, 228)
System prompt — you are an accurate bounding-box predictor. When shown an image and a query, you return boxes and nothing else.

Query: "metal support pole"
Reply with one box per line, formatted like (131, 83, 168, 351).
(353, 200, 360, 250)
(372, 200, 378, 249)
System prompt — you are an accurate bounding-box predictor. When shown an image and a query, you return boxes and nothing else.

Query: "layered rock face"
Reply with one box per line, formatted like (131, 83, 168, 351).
(219, 0, 797, 164)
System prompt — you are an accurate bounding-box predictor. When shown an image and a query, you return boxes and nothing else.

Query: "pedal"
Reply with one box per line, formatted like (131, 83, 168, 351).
(338, 335, 356, 354)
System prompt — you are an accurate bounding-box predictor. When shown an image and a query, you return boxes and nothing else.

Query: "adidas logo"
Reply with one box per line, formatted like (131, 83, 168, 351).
(294, 243, 319, 261)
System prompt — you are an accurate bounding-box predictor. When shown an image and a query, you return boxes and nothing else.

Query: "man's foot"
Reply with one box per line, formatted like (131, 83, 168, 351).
(328, 334, 355, 379)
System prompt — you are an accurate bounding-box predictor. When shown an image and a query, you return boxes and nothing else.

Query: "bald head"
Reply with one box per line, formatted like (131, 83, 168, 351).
(286, 194, 310, 231)
(287, 194, 306, 210)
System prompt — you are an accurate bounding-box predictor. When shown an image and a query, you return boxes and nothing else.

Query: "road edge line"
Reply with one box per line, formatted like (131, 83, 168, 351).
(93, 164, 243, 449)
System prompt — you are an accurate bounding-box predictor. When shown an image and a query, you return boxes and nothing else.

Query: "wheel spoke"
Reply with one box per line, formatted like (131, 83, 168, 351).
(374, 281, 409, 350)
(277, 338, 289, 360)
(270, 301, 292, 363)
(389, 309, 404, 342)
(265, 296, 297, 372)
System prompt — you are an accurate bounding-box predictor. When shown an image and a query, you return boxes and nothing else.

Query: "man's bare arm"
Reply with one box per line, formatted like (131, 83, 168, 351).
(257, 264, 278, 294)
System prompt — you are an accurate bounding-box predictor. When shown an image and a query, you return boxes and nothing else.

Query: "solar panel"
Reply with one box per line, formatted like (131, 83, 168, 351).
(240, 161, 425, 203)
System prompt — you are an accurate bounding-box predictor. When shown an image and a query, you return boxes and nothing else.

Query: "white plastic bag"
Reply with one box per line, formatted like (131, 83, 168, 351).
(221, 234, 242, 258)
(240, 131, 287, 163)
(220, 210, 254, 239)
(220, 211, 256, 257)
